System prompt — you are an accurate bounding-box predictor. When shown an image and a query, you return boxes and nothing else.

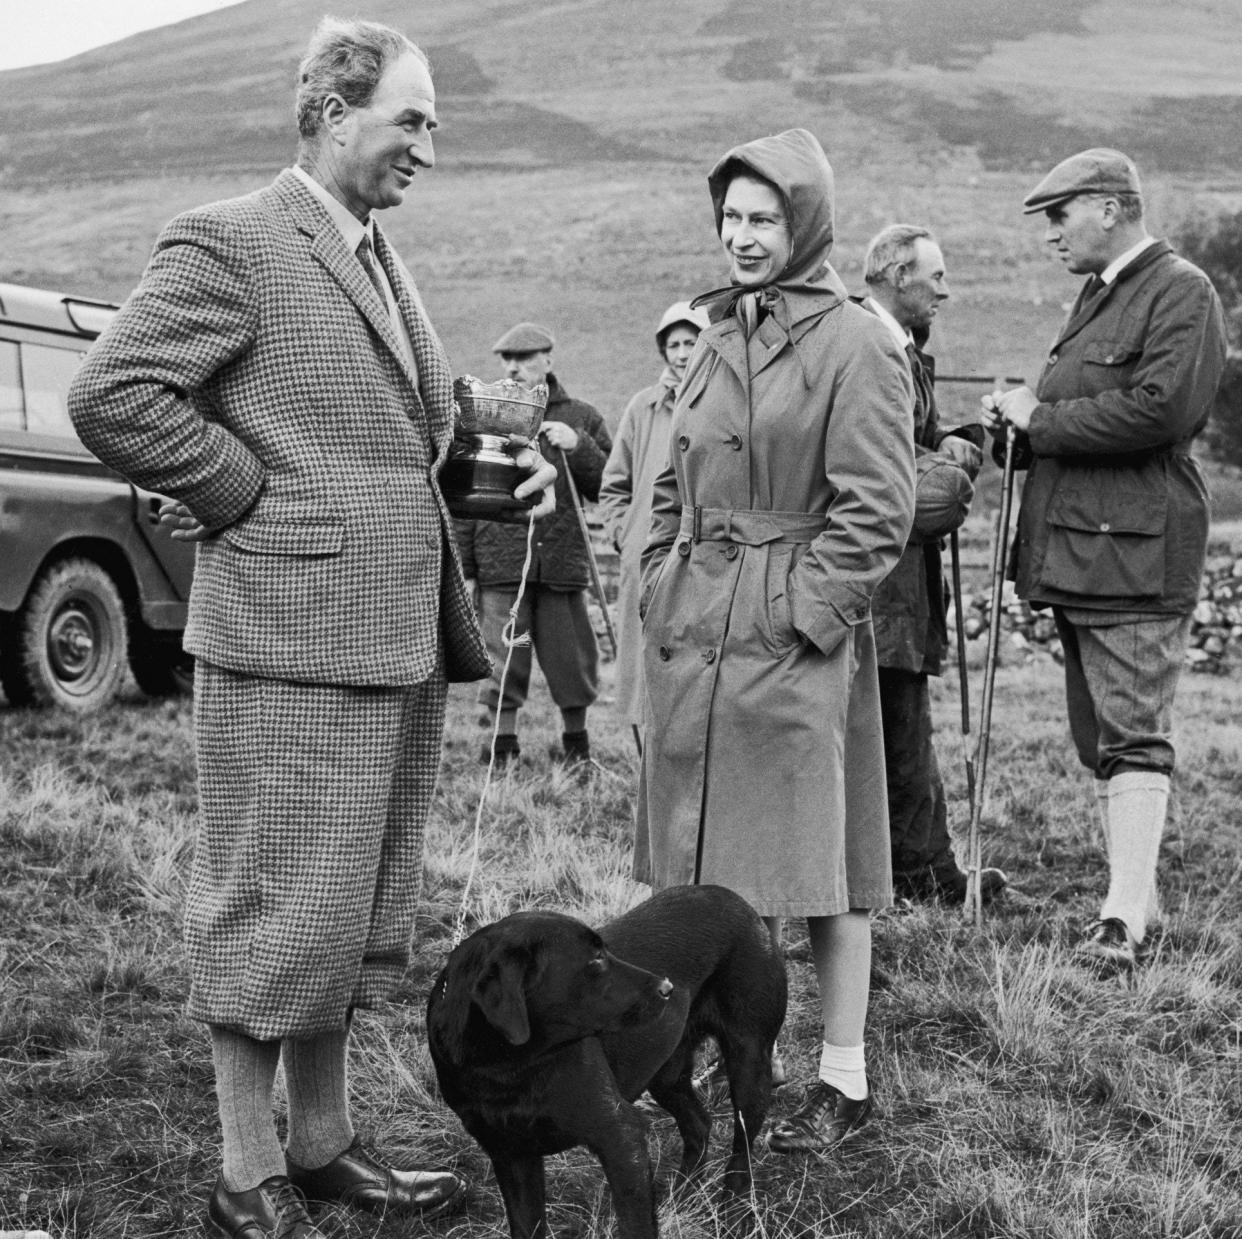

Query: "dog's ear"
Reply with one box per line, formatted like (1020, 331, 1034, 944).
(471, 949, 532, 1046)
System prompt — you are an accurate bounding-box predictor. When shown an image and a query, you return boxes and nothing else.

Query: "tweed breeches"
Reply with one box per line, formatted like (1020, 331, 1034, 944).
(185, 660, 447, 1039)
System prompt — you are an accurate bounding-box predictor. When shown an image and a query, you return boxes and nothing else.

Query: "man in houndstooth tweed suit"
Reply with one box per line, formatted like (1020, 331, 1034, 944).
(68, 18, 555, 1239)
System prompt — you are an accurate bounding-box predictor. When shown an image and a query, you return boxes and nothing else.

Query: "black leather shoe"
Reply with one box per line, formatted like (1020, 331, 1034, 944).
(206, 1175, 323, 1239)
(1076, 917, 1138, 970)
(480, 735, 521, 767)
(286, 1139, 466, 1217)
(766, 1082, 873, 1153)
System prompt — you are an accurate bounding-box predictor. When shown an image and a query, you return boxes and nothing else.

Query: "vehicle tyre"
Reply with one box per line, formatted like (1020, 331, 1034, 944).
(129, 625, 194, 697)
(0, 558, 129, 712)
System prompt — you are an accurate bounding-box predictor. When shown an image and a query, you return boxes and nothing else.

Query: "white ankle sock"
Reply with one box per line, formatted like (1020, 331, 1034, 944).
(818, 1041, 868, 1101)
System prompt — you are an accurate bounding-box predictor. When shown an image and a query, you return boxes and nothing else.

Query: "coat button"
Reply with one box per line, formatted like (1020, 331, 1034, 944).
(703, 648, 717, 664)
(724, 543, 739, 560)
(730, 433, 743, 450)
(678, 434, 690, 450)
(1100, 522, 1111, 532)
(659, 645, 671, 661)
(1048, 352, 1058, 365)
(677, 540, 691, 558)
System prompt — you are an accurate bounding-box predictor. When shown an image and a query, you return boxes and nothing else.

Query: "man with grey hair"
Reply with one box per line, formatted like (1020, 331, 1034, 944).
(69, 17, 554, 1238)
(859, 225, 1007, 905)
(983, 149, 1225, 970)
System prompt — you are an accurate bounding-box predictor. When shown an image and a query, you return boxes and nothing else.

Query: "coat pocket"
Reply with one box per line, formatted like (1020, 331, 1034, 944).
(223, 516, 345, 557)
(763, 544, 804, 654)
(1037, 483, 1166, 598)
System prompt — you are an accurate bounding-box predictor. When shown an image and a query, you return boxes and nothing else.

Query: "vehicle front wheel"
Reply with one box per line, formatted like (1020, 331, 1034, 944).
(0, 558, 128, 712)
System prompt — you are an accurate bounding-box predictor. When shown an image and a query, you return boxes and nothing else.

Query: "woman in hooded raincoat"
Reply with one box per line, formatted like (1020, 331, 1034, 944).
(634, 130, 915, 1151)
(599, 300, 711, 737)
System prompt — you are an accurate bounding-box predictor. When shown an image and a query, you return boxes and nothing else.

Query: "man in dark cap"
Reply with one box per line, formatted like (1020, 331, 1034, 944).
(858, 224, 1006, 905)
(455, 323, 612, 767)
(982, 149, 1226, 970)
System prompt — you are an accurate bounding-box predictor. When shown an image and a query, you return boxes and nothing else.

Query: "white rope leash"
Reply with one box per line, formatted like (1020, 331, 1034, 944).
(452, 506, 539, 948)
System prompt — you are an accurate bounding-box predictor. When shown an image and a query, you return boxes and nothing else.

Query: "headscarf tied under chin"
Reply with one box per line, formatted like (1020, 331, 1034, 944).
(691, 128, 847, 334)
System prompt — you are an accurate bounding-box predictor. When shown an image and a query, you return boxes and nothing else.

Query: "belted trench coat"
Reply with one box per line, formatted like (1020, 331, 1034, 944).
(634, 288, 915, 917)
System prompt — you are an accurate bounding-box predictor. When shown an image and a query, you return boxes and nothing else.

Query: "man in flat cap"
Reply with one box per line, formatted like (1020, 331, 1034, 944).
(455, 323, 612, 767)
(982, 148, 1226, 969)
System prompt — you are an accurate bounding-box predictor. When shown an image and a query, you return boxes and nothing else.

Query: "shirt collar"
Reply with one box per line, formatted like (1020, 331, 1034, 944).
(292, 165, 373, 254)
(1101, 236, 1158, 286)
(865, 296, 912, 352)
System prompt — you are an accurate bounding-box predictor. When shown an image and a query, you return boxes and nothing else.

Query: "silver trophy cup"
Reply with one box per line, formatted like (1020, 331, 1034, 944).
(440, 376, 549, 522)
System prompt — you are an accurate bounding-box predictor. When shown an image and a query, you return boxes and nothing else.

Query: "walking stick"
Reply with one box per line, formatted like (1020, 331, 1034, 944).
(554, 443, 643, 757)
(950, 531, 976, 823)
(965, 419, 1017, 924)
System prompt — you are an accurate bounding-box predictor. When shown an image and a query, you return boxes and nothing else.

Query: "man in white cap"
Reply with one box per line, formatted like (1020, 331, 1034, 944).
(982, 149, 1226, 969)
(456, 322, 612, 767)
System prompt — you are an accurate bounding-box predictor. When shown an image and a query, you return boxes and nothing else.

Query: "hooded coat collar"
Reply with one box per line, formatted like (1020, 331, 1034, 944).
(693, 129, 848, 388)
(694, 128, 848, 328)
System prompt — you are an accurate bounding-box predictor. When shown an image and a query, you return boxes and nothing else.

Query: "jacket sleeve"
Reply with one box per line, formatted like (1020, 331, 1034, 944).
(67, 208, 267, 531)
(562, 403, 611, 502)
(598, 395, 640, 551)
(1027, 266, 1227, 457)
(789, 322, 916, 657)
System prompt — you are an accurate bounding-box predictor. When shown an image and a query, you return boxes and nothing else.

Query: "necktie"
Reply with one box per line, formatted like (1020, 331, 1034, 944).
(1084, 273, 1106, 299)
(355, 234, 388, 306)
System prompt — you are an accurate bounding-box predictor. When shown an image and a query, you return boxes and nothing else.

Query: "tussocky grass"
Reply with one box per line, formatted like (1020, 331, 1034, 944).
(2, 649, 1241, 1238)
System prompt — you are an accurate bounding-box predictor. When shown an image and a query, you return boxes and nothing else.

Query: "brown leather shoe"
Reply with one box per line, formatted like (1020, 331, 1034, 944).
(766, 1082, 873, 1153)
(286, 1139, 466, 1217)
(206, 1175, 323, 1239)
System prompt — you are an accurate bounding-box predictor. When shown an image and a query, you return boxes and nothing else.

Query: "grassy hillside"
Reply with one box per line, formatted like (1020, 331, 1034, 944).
(2, 0, 1241, 415)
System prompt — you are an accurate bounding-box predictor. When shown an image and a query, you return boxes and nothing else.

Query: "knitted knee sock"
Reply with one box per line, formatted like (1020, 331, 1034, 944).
(818, 1041, 868, 1102)
(1100, 771, 1169, 946)
(210, 1026, 285, 1192)
(1096, 776, 1161, 928)
(282, 1028, 355, 1170)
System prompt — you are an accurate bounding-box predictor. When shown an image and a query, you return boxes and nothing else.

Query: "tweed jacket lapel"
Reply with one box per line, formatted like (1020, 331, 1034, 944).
(372, 226, 456, 459)
(270, 172, 428, 415)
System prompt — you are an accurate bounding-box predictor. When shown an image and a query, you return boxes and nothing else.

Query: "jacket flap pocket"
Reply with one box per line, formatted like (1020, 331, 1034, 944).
(224, 517, 345, 556)
(1046, 487, 1165, 536)
(1082, 339, 1142, 367)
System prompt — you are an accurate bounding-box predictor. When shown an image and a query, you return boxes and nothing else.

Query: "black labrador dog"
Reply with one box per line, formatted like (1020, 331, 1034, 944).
(426, 884, 787, 1239)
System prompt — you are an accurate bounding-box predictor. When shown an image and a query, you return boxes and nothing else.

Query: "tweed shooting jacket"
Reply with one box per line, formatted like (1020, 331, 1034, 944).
(68, 169, 490, 685)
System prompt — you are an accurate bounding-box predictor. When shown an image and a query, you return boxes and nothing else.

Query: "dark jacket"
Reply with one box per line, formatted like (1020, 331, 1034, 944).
(455, 373, 611, 589)
(1006, 240, 1227, 613)
(854, 303, 973, 675)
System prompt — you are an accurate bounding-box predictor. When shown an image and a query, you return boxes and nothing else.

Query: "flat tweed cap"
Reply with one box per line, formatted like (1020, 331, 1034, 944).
(1022, 148, 1142, 215)
(492, 322, 555, 354)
